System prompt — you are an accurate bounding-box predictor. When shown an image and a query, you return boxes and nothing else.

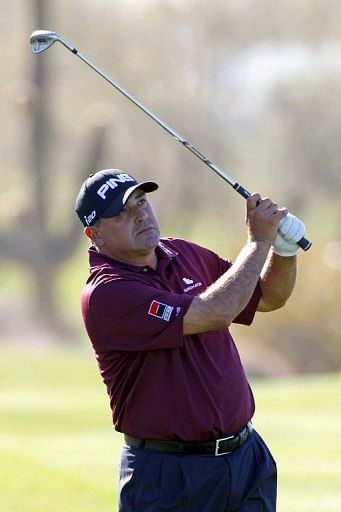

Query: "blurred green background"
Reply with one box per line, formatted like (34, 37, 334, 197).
(1, 0, 340, 510)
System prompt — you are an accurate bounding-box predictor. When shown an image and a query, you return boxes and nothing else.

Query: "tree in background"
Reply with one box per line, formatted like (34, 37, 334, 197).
(0, 0, 106, 334)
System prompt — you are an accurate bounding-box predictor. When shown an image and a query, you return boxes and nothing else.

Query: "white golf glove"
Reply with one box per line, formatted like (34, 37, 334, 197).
(273, 213, 305, 257)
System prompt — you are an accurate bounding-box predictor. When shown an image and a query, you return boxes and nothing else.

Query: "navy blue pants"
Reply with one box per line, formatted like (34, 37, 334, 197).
(119, 430, 277, 511)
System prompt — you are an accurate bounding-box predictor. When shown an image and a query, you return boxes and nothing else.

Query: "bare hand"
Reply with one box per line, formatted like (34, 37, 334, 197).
(246, 193, 288, 244)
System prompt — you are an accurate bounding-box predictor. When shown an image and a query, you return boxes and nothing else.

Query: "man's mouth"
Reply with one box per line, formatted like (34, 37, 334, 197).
(136, 226, 155, 236)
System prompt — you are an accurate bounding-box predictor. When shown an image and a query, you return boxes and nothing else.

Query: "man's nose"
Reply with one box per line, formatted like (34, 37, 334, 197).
(134, 204, 147, 222)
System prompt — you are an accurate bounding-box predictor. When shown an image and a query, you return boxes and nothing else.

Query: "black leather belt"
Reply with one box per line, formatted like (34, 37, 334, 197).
(124, 422, 253, 456)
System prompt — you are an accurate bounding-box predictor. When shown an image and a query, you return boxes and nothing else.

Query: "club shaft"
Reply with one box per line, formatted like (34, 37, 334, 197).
(76, 51, 238, 187)
(45, 37, 313, 251)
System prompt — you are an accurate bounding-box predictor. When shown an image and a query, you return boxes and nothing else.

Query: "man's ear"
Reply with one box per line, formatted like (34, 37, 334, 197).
(84, 226, 102, 246)
(84, 226, 94, 241)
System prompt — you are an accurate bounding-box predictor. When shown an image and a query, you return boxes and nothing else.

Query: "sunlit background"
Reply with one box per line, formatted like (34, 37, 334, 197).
(1, 1, 340, 510)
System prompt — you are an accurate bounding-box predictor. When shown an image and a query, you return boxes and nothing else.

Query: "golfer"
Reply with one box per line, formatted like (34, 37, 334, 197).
(76, 169, 303, 512)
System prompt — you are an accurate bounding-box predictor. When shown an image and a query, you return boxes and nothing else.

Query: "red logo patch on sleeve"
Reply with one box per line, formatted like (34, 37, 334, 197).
(148, 300, 174, 322)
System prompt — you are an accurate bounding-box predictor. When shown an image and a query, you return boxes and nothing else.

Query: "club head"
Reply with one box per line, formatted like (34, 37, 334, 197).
(30, 30, 60, 53)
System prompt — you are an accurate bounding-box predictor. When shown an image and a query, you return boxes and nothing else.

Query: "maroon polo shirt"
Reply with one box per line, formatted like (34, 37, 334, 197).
(81, 237, 261, 441)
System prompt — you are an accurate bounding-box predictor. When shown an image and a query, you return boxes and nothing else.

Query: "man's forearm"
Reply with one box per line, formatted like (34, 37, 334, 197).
(183, 193, 292, 334)
(183, 241, 271, 334)
(258, 251, 297, 311)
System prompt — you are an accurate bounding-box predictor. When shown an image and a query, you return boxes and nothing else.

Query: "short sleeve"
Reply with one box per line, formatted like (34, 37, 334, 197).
(82, 278, 193, 351)
(233, 283, 262, 326)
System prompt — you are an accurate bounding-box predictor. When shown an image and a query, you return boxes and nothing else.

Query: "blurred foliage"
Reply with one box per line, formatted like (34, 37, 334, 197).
(0, 0, 340, 373)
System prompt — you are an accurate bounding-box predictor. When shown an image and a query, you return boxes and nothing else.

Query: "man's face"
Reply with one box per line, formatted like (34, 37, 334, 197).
(88, 188, 160, 265)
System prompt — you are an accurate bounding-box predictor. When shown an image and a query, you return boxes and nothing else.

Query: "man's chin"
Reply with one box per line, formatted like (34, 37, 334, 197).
(137, 230, 160, 250)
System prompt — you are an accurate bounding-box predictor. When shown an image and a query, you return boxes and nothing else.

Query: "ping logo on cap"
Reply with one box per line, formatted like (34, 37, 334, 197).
(97, 173, 135, 200)
(75, 169, 158, 227)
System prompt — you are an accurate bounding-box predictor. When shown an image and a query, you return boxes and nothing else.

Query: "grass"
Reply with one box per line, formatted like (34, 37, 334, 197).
(254, 376, 341, 511)
(0, 344, 340, 511)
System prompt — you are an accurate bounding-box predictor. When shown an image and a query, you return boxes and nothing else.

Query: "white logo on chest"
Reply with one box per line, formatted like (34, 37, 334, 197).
(182, 277, 194, 285)
(182, 277, 202, 293)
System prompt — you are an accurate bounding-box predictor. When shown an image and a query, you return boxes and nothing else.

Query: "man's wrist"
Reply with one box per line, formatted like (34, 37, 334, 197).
(248, 237, 272, 249)
(272, 246, 298, 257)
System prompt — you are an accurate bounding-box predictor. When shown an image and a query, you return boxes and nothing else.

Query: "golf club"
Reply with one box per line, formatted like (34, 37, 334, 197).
(30, 30, 311, 251)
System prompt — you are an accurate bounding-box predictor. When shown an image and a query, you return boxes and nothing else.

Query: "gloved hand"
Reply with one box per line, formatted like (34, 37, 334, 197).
(272, 213, 305, 257)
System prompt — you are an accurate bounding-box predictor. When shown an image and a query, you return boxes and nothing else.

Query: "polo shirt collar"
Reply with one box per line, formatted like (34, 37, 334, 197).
(156, 241, 178, 259)
(88, 240, 178, 273)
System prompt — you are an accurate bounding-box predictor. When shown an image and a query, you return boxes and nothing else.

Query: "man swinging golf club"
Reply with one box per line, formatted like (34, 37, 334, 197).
(29, 27, 308, 511)
(75, 168, 304, 511)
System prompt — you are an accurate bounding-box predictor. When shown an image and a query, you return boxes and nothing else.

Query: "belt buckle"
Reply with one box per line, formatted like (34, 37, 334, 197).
(215, 434, 234, 456)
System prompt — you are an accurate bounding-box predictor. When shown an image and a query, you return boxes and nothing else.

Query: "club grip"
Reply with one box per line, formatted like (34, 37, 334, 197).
(297, 236, 312, 251)
(233, 183, 251, 199)
(232, 182, 312, 252)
